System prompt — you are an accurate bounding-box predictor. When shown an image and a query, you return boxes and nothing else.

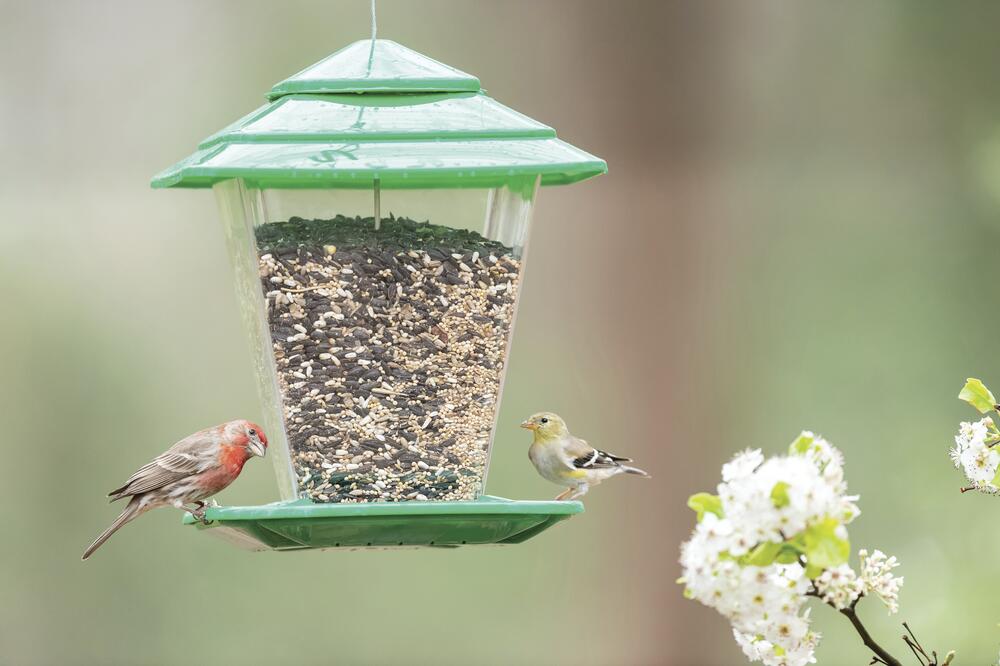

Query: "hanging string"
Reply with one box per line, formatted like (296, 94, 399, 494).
(366, 0, 377, 74)
(369, 0, 380, 231)
(371, 0, 380, 229)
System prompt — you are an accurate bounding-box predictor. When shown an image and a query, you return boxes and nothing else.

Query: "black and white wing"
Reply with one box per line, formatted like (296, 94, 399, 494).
(569, 440, 633, 471)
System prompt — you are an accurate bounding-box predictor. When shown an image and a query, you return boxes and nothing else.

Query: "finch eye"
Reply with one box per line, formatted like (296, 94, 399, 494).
(540, 418, 548, 424)
(249, 428, 257, 436)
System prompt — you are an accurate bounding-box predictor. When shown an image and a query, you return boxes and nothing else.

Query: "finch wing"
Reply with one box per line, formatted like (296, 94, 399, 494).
(565, 436, 632, 470)
(108, 431, 217, 499)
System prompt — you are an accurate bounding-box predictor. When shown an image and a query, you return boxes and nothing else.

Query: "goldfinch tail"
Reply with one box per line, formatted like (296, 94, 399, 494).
(622, 465, 650, 478)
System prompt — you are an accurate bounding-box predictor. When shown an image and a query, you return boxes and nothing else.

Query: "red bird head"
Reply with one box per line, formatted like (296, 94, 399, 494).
(231, 419, 268, 458)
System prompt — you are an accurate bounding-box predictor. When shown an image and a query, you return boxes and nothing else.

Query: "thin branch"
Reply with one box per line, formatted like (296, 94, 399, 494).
(806, 588, 903, 666)
(807, 577, 954, 665)
(959, 485, 977, 493)
(839, 605, 904, 666)
(903, 623, 932, 663)
(902, 636, 927, 666)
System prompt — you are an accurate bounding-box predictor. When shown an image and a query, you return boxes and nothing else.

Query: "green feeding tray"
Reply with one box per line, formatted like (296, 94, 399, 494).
(183, 496, 583, 551)
(156, 35, 604, 551)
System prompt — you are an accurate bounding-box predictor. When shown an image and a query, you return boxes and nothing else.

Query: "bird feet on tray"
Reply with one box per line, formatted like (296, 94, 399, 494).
(187, 501, 212, 525)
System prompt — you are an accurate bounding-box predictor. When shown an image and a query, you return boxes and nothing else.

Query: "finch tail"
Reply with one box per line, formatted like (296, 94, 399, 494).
(82, 497, 144, 560)
(622, 465, 651, 478)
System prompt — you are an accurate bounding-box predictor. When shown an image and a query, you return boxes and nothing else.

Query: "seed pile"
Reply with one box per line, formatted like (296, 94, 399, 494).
(257, 216, 522, 503)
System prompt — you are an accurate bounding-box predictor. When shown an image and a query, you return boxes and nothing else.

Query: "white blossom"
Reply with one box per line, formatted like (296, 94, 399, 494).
(813, 564, 862, 610)
(679, 433, 857, 665)
(858, 549, 903, 614)
(723, 448, 765, 482)
(951, 417, 1000, 492)
(715, 438, 856, 557)
(733, 630, 773, 662)
(680, 433, 907, 665)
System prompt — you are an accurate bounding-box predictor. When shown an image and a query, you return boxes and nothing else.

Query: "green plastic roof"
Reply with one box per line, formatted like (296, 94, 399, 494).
(198, 93, 554, 148)
(152, 40, 606, 190)
(268, 39, 481, 98)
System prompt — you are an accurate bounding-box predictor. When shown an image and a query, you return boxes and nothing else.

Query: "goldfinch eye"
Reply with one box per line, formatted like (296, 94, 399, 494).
(249, 428, 257, 436)
(540, 418, 549, 424)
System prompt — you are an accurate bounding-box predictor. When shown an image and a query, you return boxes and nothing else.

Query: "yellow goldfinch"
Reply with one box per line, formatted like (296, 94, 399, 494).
(521, 412, 649, 500)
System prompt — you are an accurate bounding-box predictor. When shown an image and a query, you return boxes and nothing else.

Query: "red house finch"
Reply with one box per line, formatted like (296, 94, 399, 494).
(82, 419, 267, 560)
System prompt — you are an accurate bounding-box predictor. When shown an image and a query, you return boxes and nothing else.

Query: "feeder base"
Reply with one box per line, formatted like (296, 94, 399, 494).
(181, 495, 583, 551)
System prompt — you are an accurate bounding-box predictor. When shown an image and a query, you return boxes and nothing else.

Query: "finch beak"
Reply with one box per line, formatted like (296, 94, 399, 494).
(520, 421, 537, 431)
(248, 441, 267, 457)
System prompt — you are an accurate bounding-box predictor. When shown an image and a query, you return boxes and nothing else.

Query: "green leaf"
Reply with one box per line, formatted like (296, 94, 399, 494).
(687, 493, 723, 522)
(745, 541, 782, 567)
(991, 466, 1000, 489)
(773, 645, 786, 657)
(805, 561, 824, 579)
(802, 517, 850, 575)
(744, 537, 803, 567)
(775, 544, 802, 564)
(959, 378, 997, 414)
(770, 481, 791, 508)
(789, 433, 814, 455)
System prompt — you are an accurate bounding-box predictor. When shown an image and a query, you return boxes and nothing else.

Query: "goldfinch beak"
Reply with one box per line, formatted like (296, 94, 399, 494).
(520, 421, 537, 430)
(248, 440, 267, 457)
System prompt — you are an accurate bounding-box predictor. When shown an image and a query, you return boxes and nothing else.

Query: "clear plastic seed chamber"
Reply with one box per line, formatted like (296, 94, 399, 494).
(153, 39, 605, 550)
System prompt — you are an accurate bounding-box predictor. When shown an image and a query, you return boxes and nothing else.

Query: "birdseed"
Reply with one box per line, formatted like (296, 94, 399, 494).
(256, 215, 521, 503)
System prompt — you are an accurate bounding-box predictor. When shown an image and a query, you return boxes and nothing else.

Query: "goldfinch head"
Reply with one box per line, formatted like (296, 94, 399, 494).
(520, 412, 568, 442)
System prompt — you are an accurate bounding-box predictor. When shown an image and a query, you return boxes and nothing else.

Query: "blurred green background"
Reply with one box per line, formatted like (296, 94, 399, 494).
(3, 1, 1000, 664)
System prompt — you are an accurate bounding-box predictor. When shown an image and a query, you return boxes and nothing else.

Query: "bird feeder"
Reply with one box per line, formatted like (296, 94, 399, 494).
(153, 38, 605, 550)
